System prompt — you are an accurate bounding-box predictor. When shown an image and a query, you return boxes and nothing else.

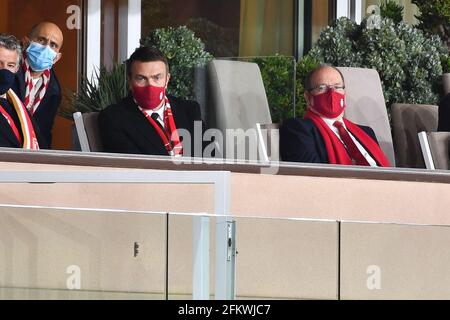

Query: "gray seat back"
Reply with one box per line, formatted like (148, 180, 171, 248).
(256, 123, 280, 162)
(443, 73, 450, 96)
(338, 67, 395, 166)
(208, 59, 272, 160)
(428, 132, 450, 170)
(391, 104, 438, 168)
(73, 112, 103, 152)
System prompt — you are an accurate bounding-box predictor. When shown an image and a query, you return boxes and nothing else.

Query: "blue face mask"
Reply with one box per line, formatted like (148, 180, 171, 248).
(0, 69, 15, 95)
(26, 41, 58, 72)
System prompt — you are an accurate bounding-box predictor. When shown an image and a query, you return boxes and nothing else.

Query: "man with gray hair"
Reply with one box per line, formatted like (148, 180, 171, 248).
(0, 33, 46, 149)
(280, 64, 390, 167)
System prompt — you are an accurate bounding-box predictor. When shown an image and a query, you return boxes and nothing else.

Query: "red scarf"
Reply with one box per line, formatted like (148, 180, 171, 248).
(22, 52, 51, 115)
(304, 110, 390, 167)
(139, 96, 183, 156)
(0, 89, 39, 149)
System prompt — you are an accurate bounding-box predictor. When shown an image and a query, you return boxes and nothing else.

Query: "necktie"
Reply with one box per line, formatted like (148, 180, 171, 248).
(151, 112, 170, 141)
(333, 121, 370, 166)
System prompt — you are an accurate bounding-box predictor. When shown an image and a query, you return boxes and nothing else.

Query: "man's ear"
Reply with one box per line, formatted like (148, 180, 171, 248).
(22, 36, 30, 49)
(53, 52, 62, 64)
(304, 91, 312, 107)
(165, 73, 171, 88)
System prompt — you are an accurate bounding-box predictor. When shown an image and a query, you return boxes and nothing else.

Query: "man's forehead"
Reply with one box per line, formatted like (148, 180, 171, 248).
(312, 68, 343, 83)
(132, 61, 167, 74)
(32, 25, 63, 43)
(0, 47, 18, 62)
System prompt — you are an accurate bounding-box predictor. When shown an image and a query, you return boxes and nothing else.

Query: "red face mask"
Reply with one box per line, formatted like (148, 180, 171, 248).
(311, 90, 346, 118)
(132, 84, 166, 110)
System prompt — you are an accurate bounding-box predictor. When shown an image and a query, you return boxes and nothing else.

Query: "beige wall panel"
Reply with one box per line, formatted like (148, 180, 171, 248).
(0, 288, 159, 300)
(234, 218, 338, 300)
(230, 173, 450, 226)
(168, 216, 338, 300)
(2, 161, 450, 227)
(341, 222, 450, 299)
(0, 207, 166, 296)
(0, 183, 215, 214)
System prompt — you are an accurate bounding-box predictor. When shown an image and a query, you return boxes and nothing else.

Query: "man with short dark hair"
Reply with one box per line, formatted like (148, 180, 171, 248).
(280, 65, 390, 167)
(13, 22, 63, 147)
(0, 33, 46, 149)
(98, 46, 203, 157)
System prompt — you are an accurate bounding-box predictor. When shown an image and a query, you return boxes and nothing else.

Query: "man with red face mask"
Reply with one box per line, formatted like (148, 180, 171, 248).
(98, 46, 203, 157)
(280, 65, 390, 167)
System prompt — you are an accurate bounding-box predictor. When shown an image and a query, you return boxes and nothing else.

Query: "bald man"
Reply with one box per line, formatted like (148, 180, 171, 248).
(280, 65, 391, 167)
(13, 22, 63, 147)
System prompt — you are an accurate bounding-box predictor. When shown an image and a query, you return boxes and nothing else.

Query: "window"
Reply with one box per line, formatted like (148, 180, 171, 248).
(141, 0, 295, 57)
(361, 0, 419, 25)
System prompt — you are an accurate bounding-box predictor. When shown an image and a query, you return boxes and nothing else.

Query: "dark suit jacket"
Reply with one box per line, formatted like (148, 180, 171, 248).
(98, 95, 204, 156)
(280, 117, 379, 163)
(438, 93, 450, 131)
(13, 67, 62, 146)
(0, 97, 48, 149)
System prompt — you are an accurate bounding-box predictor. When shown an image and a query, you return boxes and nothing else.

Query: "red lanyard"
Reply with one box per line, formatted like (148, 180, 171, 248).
(0, 104, 23, 145)
(141, 110, 173, 152)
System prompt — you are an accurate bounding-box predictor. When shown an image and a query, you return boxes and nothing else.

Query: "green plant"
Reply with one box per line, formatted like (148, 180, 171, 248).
(380, 0, 404, 24)
(244, 55, 298, 123)
(59, 63, 127, 119)
(141, 26, 213, 100)
(412, 0, 450, 50)
(442, 55, 450, 73)
(307, 17, 448, 108)
(296, 55, 320, 117)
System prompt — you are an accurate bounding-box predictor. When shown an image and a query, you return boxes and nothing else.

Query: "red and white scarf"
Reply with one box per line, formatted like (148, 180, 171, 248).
(22, 52, 51, 115)
(0, 89, 39, 149)
(304, 110, 390, 167)
(139, 96, 183, 157)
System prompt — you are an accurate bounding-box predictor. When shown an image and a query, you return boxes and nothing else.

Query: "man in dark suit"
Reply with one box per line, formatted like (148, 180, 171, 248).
(280, 65, 390, 167)
(13, 22, 63, 147)
(99, 46, 203, 157)
(0, 33, 47, 149)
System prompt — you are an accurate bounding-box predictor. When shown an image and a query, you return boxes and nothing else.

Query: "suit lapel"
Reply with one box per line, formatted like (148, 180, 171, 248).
(125, 97, 168, 154)
(16, 67, 27, 99)
(170, 99, 188, 130)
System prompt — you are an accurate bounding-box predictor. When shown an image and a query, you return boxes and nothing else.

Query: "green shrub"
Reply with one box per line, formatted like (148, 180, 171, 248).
(296, 55, 320, 117)
(243, 55, 297, 123)
(380, 0, 404, 24)
(307, 16, 448, 108)
(442, 55, 450, 73)
(412, 0, 450, 50)
(59, 63, 127, 119)
(141, 26, 213, 100)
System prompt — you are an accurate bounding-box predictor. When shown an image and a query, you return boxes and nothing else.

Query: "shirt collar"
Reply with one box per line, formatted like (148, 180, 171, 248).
(322, 116, 345, 128)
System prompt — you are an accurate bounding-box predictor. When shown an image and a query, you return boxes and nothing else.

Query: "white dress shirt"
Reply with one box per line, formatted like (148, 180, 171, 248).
(140, 104, 166, 128)
(28, 77, 43, 113)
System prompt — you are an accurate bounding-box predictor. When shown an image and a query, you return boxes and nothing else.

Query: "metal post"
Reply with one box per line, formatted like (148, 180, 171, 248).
(193, 216, 210, 300)
(214, 172, 235, 300)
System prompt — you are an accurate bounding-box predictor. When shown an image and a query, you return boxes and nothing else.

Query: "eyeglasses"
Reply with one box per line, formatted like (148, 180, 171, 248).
(309, 84, 345, 93)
